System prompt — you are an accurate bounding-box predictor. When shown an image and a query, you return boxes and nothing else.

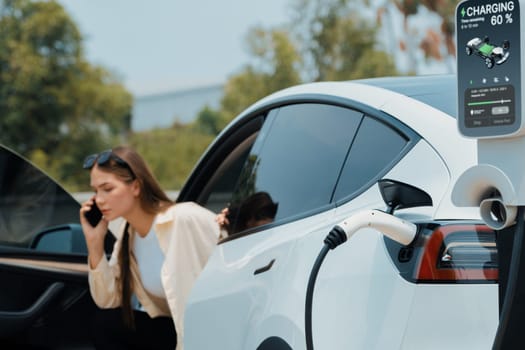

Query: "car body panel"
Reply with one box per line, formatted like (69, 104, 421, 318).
(310, 230, 414, 349)
(182, 75, 497, 349)
(186, 209, 336, 349)
(402, 284, 497, 349)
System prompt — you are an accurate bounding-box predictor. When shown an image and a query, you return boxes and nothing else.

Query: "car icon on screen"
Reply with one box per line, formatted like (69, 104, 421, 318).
(466, 36, 510, 69)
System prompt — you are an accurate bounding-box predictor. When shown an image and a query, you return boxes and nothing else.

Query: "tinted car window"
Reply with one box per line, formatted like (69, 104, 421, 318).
(333, 116, 409, 201)
(179, 116, 264, 214)
(226, 103, 362, 235)
(200, 134, 257, 214)
(0, 146, 80, 248)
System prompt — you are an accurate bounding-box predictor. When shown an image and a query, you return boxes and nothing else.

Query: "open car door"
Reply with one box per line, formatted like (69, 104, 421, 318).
(0, 145, 113, 349)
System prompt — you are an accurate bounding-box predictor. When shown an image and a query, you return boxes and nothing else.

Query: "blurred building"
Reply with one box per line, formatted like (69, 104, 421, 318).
(132, 83, 223, 131)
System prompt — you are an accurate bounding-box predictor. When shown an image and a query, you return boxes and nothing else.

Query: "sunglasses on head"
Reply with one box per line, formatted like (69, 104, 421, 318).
(83, 150, 133, 175)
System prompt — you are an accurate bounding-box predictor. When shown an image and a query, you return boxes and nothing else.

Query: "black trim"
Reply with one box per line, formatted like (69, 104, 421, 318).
(253, 259, 275, 275)
(218, 202, 336, 244)
(256, 336, 293, 350)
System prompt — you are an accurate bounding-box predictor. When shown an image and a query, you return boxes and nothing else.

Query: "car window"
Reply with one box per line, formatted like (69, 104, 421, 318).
(0, 146, 82, 250)
(199, 133, 258, 214)
(184, 116, 266, 216)
(225, 103, 362, 236)
(333, 116, 410, 202)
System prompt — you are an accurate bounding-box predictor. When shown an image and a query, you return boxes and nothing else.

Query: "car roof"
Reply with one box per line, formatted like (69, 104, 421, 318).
(243, 74, 459, 121)
(354, 74, 457, 118)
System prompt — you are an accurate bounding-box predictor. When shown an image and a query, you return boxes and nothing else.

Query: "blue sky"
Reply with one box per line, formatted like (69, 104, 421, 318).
(58, 0, 291, 96)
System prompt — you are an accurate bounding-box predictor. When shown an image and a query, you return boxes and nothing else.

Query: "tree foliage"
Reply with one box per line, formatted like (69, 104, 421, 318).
(0, 0, 132, 190)
(128, 126, 215, 191)
(0, 0, 458, 192)
(219, 28, 302, 121)
(291, 0, 397, 81)
(209, 0, 398, 127)
(192, 105, 228, 136)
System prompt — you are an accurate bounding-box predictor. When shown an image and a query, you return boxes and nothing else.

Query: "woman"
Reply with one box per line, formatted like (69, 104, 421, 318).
(79, 146, 219, 350)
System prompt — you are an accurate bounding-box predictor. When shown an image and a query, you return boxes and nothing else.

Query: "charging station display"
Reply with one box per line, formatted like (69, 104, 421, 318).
(456, 0, 521, 137)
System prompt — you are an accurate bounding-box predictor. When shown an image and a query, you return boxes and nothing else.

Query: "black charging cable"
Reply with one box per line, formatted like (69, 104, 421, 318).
(492, 206, 525, 349)
(305, 226, 347, 350)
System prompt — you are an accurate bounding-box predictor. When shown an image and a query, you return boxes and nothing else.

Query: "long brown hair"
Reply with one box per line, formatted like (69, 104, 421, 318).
(96, 145, 174, 328)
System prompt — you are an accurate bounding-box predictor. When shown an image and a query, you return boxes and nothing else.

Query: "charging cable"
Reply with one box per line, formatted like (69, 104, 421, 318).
(304, 210, 417, 350)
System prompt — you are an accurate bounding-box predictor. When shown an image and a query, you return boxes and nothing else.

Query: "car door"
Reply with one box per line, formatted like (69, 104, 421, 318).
(0, 145, 112, 349)
(182, 101, 420, 349)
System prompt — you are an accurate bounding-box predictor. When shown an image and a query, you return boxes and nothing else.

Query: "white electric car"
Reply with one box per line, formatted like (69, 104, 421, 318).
(178, 74, 498, 349)
(0, 74, 498, 349)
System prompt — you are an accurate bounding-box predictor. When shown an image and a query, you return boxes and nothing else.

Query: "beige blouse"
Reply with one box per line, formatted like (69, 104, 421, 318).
(88, 202, 220, 350)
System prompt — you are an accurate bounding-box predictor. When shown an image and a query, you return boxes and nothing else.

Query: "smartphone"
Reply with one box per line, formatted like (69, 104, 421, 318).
(84, 202, 103, 227)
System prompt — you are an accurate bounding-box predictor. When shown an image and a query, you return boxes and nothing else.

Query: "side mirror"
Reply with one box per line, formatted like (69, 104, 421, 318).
(378, 179, 433, 214)
(30, 224, 87, 254)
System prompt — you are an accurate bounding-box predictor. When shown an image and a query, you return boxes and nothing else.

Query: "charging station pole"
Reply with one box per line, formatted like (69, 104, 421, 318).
(453, 0, 525, 348)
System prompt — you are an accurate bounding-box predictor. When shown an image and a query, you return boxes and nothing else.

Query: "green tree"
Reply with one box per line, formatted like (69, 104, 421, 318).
(129, 125, 215, 191)
(192, 105, 226, 135)
(208, 0, 398, 130)
(0, 0, 132, 190)
(219, 27, 302, 121)
(291, 0, 398, 81)
(1, 0, 81, 154)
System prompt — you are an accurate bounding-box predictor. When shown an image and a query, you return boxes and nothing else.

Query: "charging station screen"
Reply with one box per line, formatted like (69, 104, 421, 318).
(456, 0, 521, 137)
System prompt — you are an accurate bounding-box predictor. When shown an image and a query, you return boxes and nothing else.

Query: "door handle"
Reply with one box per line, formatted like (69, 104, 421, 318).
(0, 282, 64, 336)
(254, 259, 276, 275)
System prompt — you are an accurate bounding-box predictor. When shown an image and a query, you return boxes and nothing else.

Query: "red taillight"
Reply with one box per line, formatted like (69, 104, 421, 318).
(414, 224, 498, 282)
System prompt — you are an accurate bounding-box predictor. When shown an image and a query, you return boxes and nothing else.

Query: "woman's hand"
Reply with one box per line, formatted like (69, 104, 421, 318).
(215, 207, 230, 230)
(80, 197, 109, 268)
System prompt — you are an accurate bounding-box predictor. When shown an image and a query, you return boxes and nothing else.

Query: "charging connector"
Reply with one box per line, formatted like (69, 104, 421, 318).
(305, 210, 418, 350)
